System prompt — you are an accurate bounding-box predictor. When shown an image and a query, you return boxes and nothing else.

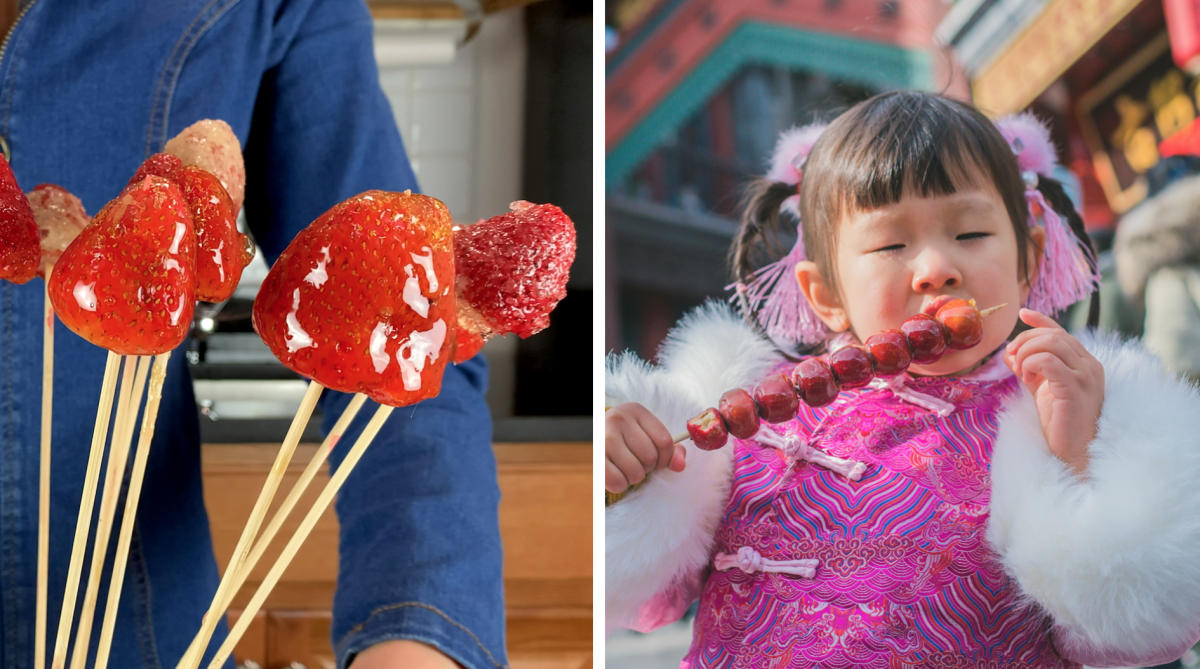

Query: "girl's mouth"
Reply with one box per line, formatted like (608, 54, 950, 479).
(921, 295, 963, 317)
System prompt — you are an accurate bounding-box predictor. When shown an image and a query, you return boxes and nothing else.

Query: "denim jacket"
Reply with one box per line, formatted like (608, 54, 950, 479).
(0, 2, 504, 669)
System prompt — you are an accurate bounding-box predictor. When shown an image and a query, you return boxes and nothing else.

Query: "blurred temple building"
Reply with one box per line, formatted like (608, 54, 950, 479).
(604, 0, 971, 359)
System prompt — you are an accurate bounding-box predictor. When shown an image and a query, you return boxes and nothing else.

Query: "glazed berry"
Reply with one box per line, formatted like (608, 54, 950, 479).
(922, 295, 956, 317)
(865, 330, 912, 378)
(828, 345, 873, 389)
(936, 299, 984, 350)
(718, 388, 760, 439)
(48, 176, 196, 355)
(791, 358, 840, 407)
(686, 408, 729, 451)
(901, 313, 948, 364)
(753, 373, 799, 424)
(254, 191, 454, 407)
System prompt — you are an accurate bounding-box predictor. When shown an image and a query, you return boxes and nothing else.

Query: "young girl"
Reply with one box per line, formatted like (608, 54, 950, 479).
(604, 91, 1200, 668)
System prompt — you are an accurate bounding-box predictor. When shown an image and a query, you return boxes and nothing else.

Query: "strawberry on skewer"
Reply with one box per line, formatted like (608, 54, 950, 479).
(0, 155, 42, 284)
(164, 119, 247, 216)
(452, 200, 576, 362)
(181, 189, 457, 669)
(194, 195, 577, 669)
(43, 174, 196, 669)
(129, 152, 255, 303)
(26, 182, 88, 669)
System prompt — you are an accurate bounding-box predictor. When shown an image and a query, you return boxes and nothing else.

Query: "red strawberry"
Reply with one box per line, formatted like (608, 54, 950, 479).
(452, 201, 575, 357)
(253, 191, 455, 407)
(165, 120, 246, 215)
(0, 156, 41, 284)
(177, 166, 254, 302)
(28, 184, 89, 278)
(128, 153, 183, 186)
(129, 153, 254, 302)
(48, 176, 196, 355)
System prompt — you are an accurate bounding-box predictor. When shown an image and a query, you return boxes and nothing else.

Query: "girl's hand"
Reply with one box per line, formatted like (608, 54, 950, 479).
(605, 402, 686, 494)
(1002, 309, 1104, 476)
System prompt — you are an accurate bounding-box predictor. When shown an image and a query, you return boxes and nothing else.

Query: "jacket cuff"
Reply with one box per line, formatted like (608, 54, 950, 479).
(334, 601, 506, 669)
(988, 330, 1200, 664)
(605, 302, 783, 633)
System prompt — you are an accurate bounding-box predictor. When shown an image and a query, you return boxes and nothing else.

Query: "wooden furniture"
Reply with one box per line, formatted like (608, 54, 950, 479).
(203, 442, 591, 669)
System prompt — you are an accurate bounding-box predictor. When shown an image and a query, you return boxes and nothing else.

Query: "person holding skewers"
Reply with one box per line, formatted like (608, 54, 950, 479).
(0, 2, 504, 669)
(605, 91, 1200, 667)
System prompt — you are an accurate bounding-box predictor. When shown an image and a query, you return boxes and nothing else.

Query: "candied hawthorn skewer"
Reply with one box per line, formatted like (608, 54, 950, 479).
(670, 300, 1005, 449)
(451, 200, 576, 361)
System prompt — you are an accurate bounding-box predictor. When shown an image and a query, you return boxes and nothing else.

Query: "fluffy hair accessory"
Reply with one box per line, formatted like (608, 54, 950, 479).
(735, 122, 830, 345)
(737, 113, 1098, 346)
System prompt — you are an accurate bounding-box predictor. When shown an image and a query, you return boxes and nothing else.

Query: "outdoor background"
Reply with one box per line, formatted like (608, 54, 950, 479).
(604, 0, 1200, 665)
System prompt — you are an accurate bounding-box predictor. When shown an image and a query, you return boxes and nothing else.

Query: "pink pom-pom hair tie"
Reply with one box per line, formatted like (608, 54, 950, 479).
(733, 122, 830, 345)
(994, 113, 1101, 314)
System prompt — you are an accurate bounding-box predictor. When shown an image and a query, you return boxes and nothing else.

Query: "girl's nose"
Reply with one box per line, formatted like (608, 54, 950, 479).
(912, 249, 962, 293)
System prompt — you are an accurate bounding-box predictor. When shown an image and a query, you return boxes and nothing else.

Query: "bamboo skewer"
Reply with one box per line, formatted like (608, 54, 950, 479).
(177, 380, 325, 669)
(50, 351, 122, 669)
(37, 269, 54, 669)
(68, 356, 150, 669)
(205, 403, 395, 669)
(93, 353, 171, 669)
(205, 393, 368, 636)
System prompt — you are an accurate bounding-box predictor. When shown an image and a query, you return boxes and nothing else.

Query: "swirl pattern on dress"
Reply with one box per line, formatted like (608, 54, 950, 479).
(681, 366, 1077, 669)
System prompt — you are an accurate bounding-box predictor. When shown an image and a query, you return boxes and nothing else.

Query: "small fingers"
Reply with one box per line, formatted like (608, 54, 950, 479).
(605, 457, 629, 494)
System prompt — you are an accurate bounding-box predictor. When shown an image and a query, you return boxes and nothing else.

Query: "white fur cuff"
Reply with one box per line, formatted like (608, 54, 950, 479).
(988, 331, 1200, 662)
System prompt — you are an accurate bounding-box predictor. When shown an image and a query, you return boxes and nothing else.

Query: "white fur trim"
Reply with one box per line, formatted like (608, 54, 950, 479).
(605, 302, 786, 632)
(989, 330, 1200, 661)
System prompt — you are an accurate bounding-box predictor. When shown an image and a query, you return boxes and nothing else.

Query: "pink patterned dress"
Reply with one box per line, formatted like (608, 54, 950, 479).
(681, 357, 1079, 669)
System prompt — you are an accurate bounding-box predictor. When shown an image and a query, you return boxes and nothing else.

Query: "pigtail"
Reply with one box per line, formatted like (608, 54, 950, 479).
(1034, 176, 1102, 328)
(729, 179, 799, 285)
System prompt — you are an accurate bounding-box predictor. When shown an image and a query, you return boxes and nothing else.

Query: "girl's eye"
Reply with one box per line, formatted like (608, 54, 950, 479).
(957, 232, 990, 241)
(872, 244, 905, 253)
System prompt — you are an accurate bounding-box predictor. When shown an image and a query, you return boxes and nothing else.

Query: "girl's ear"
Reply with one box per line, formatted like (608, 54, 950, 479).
(794, 260, 850, 332)
(1021, 224, 1046, 303)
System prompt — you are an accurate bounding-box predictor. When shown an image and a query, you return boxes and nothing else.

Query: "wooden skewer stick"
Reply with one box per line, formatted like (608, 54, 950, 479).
(50, 351, 122, 669)
(93, 353, 171, 669)
(204, 403, 395, 669)
(177, 380, 325, 669)
(36, 268, 54, 669)
(68, 356, 151, 669)
(208, 393, 368, 633)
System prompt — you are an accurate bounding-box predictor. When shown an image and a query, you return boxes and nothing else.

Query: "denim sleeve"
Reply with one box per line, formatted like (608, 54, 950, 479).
(242, 2, 507, 668)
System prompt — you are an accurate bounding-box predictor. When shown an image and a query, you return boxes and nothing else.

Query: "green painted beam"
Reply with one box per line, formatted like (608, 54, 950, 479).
(607, 21, 933, 189)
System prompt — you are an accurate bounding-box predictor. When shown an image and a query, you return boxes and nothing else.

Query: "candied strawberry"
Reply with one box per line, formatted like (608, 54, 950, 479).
(165, 120, 246, 215)
(177, 166, 254, 302)
(453, 327, 486, 364)
(128, 153, 183, 186)
(253, 191, 455, 407)
(0, 156, 41, 284)
(48, 176, 196, 355)
(453, 201, 575, 343)
(28, 184, 89, 278)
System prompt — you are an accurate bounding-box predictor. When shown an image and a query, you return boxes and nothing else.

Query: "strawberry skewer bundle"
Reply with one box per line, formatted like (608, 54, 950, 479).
(6, 120, 256, 669)
(176, 195, 575, 669)
(681, 299, 1005, 450)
